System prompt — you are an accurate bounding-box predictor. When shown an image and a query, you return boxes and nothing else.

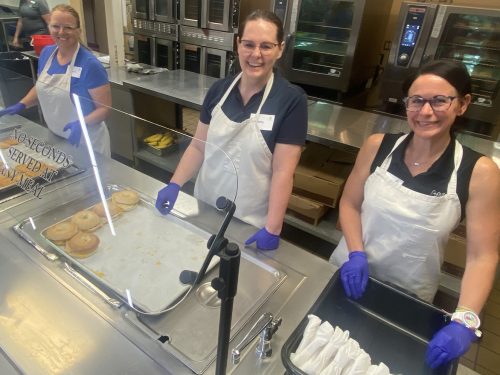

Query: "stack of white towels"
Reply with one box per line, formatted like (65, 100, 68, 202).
(290, 314, 392, 375)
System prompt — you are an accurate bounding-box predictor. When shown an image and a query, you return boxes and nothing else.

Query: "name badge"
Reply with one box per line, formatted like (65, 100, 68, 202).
(250, 113, 275, 131)
(71, 66, 82, 78)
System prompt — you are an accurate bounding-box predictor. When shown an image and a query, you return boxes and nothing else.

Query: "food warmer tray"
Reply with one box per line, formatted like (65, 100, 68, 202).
(281, 274, 457, 375)
(13, 184, 219, 313)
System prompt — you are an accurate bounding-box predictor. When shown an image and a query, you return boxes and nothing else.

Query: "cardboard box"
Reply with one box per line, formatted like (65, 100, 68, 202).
(293, 143, 355, 208)
(287, 193, 328, 226)
(443, 233, 467, 270)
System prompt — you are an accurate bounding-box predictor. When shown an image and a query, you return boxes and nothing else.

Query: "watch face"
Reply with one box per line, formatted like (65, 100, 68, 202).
(463, 311, 480, 328)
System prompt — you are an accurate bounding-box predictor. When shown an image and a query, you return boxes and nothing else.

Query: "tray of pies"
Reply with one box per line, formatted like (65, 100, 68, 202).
(13, 184, 218, 313)
(0, 133, 84, 201)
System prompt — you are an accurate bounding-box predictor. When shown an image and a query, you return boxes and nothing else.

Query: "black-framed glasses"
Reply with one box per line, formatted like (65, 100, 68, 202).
(239, 40, 279, 55)
(403, 95, 457, 112)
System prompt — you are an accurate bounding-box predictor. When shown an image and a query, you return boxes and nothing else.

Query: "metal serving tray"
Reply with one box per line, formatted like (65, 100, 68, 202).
(282, 274, 457, 375)
(13, 184, 217, 313)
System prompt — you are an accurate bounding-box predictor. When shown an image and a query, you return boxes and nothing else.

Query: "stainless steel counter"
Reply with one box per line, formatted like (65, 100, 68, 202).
(122, 69, 217, 110)
(0, 115, 335, 374)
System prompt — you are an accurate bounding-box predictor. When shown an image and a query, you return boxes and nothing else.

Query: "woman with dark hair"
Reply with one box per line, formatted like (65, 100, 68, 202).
(155, 9, 308, 250)
(12, 0, 50, 49)
(330, 59, 499, 368)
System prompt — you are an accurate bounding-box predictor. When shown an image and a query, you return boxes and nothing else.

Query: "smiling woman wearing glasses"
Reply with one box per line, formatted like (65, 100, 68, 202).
(155, 9, 308, 251)
(0, 4, 111, 156)
(330, 59, 499, 369)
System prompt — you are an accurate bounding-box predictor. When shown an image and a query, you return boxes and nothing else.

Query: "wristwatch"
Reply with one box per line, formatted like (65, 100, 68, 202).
(451, 309, 482, 338)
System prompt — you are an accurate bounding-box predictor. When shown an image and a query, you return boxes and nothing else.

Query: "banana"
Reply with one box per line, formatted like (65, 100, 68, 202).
(144, 133, 162, 143)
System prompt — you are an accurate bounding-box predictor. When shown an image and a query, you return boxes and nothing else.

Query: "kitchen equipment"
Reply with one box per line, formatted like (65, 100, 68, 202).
(282, 274, 457, 375)
(381, 2, 500, 129)
(277, 0, 393, 94)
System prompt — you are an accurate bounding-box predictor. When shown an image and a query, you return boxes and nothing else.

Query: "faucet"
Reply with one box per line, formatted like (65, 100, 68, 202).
(232, 313, 282, 365)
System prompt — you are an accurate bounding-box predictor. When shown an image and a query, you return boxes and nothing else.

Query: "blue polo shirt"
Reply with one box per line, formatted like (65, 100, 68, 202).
(200, 72, 308, 153)
(38, 45, 109, 116)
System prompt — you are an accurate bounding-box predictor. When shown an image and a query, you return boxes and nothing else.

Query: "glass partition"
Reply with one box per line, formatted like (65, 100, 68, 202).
(1, 73, 239, 316)
(0, 66, 288, 374)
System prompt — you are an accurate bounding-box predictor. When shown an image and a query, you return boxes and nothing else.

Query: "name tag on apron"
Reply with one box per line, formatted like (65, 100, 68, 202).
(71, 66, 82, 78)
(250, 113, 275, 131)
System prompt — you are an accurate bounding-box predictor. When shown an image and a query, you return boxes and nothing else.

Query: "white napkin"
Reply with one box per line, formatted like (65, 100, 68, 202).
(366, 362, 391, 375)
(342, 349, 371, 375)
(292, 320, 334, 368)
(293, 314, 322, 358)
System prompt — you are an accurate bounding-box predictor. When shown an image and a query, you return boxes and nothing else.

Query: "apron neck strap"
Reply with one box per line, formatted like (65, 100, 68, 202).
(217, 72, 274, 116)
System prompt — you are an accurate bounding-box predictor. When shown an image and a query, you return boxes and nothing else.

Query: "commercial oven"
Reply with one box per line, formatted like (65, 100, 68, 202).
(154, 0, 176, 23)
(276, 0, 393, 94)
(179, 26, 234, 78)
(132, 0, 153, 20)
(133, 18, 178, 70)
(381, 3, 500, 127)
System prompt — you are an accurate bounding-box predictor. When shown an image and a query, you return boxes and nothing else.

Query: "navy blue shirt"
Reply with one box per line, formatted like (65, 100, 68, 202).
(200, 72, 308, 153)
(371, 132, 482, 220)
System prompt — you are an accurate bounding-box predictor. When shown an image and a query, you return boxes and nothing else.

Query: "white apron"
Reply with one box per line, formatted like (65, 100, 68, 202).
(331, 134, 463, 302)
(194, 72, 274, 228)
(36, 44, 110, 156)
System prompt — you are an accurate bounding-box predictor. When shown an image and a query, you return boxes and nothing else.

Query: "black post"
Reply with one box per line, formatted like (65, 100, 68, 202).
(212, 242, 240, 375)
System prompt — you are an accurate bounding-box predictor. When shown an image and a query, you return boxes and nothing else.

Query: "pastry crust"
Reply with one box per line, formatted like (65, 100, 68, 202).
(45, 221, 79, 245)
(66, 232, 99, 258)
(0, 138, 18, 149)
(92, 200, 122, 219)
(112, 190, 140, 211)
(71, 210, 101, 231)
(15, 164, 41, 178)
(0, 175, 13, 187)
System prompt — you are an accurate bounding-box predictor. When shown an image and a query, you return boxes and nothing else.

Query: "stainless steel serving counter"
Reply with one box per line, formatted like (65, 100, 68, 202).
(0, 115, 335, 374)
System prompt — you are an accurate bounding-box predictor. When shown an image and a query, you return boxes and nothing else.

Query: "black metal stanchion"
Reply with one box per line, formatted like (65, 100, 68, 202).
(212, 242, 240, 375)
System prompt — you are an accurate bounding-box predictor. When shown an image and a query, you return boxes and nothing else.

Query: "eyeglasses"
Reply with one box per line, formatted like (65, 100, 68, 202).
(403, 95, 457, 112)
(49, 24, 79, 32)
(239, 40, 279, 55)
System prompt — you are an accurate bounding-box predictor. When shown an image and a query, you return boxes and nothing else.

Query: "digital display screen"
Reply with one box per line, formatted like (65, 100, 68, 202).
(401, 24, 420, 47)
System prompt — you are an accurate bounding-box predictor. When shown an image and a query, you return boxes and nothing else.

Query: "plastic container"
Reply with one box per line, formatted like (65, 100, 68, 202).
(281, 273, 458, 375)
(30, 35, 55, 56)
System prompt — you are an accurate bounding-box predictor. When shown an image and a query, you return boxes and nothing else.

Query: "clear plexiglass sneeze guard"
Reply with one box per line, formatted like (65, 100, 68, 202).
(0, 65, 287, 374)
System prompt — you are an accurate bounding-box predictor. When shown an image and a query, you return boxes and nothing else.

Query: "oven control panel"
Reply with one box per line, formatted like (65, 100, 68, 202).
(397, 6, 427, 67)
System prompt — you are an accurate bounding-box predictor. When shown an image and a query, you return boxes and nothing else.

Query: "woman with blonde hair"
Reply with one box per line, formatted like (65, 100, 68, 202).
(0, 4, 111, 156)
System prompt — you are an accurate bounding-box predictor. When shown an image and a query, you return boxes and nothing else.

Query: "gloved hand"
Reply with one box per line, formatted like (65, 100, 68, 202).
(426, 321, 477, 369)
(340, 251, 369, 300)
(245, 227, 280, 251)
(0, 102, 25, 117)
(155, 182, 180, 215)
(63, 120, 82, 146)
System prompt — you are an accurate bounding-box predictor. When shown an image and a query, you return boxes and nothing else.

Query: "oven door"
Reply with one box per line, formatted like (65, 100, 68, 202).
(155, 0, 176, 23)
(155, 38, 176, 70)
(134, 34, 154, 65)
(206, 0, 232, 32)
(180, 0, 201, 28)
(132, 0, 153, 20)
(180, 43, 203, 74)
(205, 48, 230, 78)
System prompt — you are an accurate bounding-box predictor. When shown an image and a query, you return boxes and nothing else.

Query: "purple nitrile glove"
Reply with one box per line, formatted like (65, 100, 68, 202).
(63, 120, 82, 146)
(155, 182, 180, 215)
(340, 251, 369, 300)
(245, 227, 280, 251)
(426, 321, 477, 369)
(0, 102, 25, 117)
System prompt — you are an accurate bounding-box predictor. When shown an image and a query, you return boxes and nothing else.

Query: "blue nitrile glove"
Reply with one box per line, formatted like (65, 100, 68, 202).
(63, 120, 82, 146)
(155, 182, 180, 215)
(340, 251, 369, 300)
(245, 227, 280, 251)
(426, 321, 477, 369)
(0, 102, 25, 117)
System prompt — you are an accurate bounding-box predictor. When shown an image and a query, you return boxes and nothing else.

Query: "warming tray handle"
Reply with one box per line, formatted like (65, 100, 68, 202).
(63, 262, 123, 309)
